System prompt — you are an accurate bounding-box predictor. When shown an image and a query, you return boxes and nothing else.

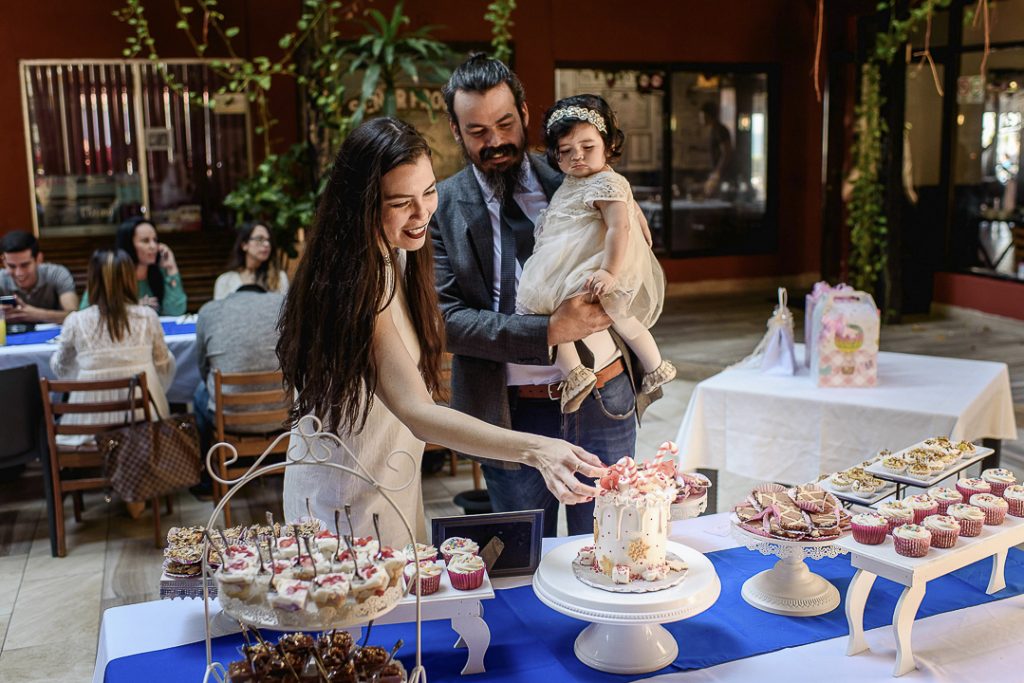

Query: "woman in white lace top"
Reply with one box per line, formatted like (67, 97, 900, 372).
(51, 249, 176, 461)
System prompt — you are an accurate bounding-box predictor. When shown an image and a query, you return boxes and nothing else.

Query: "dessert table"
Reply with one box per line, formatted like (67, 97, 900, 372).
(675, 345, 1017, 484)
(95, 513, 1024, 682)
(0, 317, 200, 404)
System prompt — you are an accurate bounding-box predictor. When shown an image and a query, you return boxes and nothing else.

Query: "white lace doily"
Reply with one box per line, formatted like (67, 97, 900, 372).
(730, 521, 849, 561)
(220, 584, 404, 630)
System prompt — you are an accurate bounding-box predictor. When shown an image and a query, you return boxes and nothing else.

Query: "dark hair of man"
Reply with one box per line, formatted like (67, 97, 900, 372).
(235, 283, 268, 294)
(227, 221, 281, 293)
(442, 52, 526, 130)
(86, 249, 138, 343)
(277, 117, 445, 434)
(542, 94, 626, 171)
(1, 230, 40, 257)
(115, 216, 165, 306)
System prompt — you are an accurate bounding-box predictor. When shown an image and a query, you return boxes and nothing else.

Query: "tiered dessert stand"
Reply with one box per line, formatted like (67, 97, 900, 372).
(532, 497, 720, 675)
(199, 416, 431, 683)
(836, 513, 1024, 677)
(731, 519, 848, 617)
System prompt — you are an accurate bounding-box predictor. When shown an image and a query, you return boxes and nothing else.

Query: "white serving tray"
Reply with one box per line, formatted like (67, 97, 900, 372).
(818, 478, 899, 506)
(863, 444, 993, 488)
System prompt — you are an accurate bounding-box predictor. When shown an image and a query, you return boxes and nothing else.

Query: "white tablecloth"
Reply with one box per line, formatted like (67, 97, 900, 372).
(93, 513, 1024, 682)
(0, 318, 199, 405)
(675, 346, 1017, 483)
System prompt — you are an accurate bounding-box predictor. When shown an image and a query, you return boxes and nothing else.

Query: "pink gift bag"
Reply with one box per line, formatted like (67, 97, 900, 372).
(809, 290, 880, 387)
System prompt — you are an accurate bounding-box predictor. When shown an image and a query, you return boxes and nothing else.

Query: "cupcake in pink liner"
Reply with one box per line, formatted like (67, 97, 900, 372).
(447, 553, 486, 591)
(981, 468, 1017, 497)
(877, 501, 915, 533)
(927, 486, 964, 515)
(947, 503, 985, 537)
(850, 513, 888, 545)
(970, 493, 1008, 525)
(403, 560, 442, 596)
(903, 494, 939, 523)
(1003, 485, 1024, 517)
(439, 537, 479, 564)
(922, 514, 960, 549)
(402, 543, 438, 564)
(956, 477, 991, 502)
(892, 524, 931, 558)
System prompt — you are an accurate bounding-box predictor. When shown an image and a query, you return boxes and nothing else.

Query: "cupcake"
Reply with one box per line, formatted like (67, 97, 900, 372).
(922, 514, 959, 549)
(947, 503, 985, 537)
(404, 560, 443, 596)
(440, 537, 480, 563)
(877, 501, 915, 533)
(892, 524, 931, 558)
(850, 513, 888, 545)
(981, 468, 1017, 497)
(970, 493, 1008, 526)
(403, 543, 438, 564)
(446, 553, 486, 591)
(927, 486, 964, 515)
(906, 461, 932, 481)
(904, 494, 939, 523)
(829, 472, 852, 491)
(1003, 484, 1024, 517)
(851, 479, 878, 496)
(925, 457, 946, 474)
(956, 477, 991, 501)
(882, 456, 907, 474)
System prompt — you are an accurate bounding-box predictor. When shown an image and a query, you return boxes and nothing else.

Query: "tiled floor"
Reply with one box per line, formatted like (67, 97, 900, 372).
(1, 290, 1022, 681)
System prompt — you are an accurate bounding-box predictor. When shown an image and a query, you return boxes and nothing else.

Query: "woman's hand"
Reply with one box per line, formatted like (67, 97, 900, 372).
(585, 269, 617, 298)
(140, 295, 160, 311)
(158, 243, 179, 275)
(524, 438, 606, 505)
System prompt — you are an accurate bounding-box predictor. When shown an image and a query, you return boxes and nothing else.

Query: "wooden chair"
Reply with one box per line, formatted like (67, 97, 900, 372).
(212, 369, 291, 527)
(424, 353, 482, 490)
(40, 373, 168, 557)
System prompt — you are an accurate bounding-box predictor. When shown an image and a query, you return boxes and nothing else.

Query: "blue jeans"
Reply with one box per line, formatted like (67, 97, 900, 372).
(482, 371, 637, 537)
(193, 381, 215, 460)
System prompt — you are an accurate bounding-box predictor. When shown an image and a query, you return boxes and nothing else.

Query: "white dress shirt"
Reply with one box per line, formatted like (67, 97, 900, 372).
(471, 158, 619, 386)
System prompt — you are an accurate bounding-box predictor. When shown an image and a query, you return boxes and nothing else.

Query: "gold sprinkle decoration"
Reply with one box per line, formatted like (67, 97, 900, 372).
(627, 538, 650, 563)
(599, 555, 614, 577)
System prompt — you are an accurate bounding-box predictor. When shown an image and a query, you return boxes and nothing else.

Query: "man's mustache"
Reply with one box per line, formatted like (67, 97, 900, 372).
(480, 144, 520, 161)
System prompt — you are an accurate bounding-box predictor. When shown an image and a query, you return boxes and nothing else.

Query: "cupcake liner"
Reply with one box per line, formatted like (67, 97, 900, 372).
(987, 481, 1011, 497)
(956, 483, 987, 502)
(935, 499, 957, 515)
(851, 522, 887, 545)
(956, 517, 983, 537)
(979, 505, 1008, 526)
(883, 512, 914, 534)
(892, 532, 930, 558)
(911, 504, 939, 524)
(408, 571, 441, 596)
(448, 566, 485, 591)
(1006, 497, 1024, 518)
(926, 526, 959, 549)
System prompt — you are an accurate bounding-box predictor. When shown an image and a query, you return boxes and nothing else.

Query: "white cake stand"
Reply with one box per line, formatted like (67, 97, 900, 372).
(533, 539, 720, 675)
(730, 520, 848, 617)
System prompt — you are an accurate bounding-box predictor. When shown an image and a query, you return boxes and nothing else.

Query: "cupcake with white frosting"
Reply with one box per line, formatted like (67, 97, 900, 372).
(403, 543, 438, 564)
(877, 501, 915, 533)
(851, 513, 888, 545)
(1003, 484, 1024, 517)
(447, 553, 486, 591)
(904, 494, 939, 523)
(970, 493, 1009, 526)
(892, 523, 931, 558)
(927, 486, 964, 515)
(956, 477, 991, 501)
(981, 468, 1017, 497)
(922, 514, 960, 549)
(947, 503, 985, 537)
(404, 560, 443, 595)
(440, 537, 480, 563)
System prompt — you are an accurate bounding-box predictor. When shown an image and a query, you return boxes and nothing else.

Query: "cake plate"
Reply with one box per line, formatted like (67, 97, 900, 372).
(533, 538, 720, 675)
(731, 519, 848, 617)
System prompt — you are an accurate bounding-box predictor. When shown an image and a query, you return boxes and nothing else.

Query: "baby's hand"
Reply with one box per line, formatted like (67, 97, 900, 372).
(585, 269, 617, 298)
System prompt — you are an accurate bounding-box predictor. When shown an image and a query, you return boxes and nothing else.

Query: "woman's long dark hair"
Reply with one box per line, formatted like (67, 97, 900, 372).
(227, 221, 281, 292)
(87, 249, 138, 342)
(115, 217, 164, 305)
(277, 117, 445, 434)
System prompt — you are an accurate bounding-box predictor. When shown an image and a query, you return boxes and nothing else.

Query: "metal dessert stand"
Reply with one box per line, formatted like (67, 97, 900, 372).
(730, 518, 848, 617)
(200, 415, 428, 683)
(532, 498, 719, 675)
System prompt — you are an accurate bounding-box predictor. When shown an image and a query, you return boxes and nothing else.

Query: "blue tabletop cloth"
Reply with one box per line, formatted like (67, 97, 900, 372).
(103, 545, 1024, 682)
(6, 321, 195, 346)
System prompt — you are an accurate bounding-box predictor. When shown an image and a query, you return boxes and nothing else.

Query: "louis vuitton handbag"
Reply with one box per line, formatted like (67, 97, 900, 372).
(95, 376, 201, 502)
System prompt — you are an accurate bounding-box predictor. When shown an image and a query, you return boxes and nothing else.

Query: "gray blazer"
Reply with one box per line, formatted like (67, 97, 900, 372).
(430, 154, 659, 469)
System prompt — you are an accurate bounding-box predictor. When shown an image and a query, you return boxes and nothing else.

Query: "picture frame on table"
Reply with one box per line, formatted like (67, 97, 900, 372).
(431, 509, 544, 577)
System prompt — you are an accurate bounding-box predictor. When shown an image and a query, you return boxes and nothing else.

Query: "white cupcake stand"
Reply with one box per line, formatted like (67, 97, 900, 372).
(731, 521, 848, 617)
(835, 513, 1024, 677)
(533, 539, 720, 675)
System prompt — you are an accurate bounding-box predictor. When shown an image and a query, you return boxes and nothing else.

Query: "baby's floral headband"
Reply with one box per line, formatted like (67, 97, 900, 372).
(545, 105, 608, 134)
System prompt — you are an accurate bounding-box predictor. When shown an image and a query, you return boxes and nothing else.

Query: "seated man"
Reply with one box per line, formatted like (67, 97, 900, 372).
(1, 231, 79, 325)
(192, 283, 286, 495)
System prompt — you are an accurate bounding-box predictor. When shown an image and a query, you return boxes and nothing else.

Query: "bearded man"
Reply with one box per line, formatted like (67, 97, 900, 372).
(429, 54, 660, 537)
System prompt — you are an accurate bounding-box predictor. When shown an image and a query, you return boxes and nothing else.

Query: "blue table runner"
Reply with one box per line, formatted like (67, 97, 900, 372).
(6, 321, 195, 346)
(104, 545, 1024, 682)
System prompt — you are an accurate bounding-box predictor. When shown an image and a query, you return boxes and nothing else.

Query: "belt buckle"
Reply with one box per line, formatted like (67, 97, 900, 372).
(546, 382, 560, 401)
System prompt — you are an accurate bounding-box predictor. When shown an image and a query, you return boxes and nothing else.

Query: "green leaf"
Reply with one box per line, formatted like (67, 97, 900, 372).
(279, 33, 294, 49)
(175, 19, 189, 29)
(180, 5, 194, 13)
(225, 26, 240, 38)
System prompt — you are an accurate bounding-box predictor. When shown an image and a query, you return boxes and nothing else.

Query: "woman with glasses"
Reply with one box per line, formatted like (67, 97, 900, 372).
(213, 222, 289, 300)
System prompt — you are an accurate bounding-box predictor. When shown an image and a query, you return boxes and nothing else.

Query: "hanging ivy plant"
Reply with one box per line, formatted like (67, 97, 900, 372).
(485, 0, 516, 64)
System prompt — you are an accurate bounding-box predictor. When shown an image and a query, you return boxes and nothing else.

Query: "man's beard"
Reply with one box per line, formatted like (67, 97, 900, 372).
(462, 131, 529, 204)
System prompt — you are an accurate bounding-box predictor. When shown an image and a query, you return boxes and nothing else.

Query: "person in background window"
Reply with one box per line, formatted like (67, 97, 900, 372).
(213, 222, 289, 300)
(699, 101, 735, 198)
(0, 230, 78, 325)
(79, 217, 187, 315)
(52, 249, 176, 518)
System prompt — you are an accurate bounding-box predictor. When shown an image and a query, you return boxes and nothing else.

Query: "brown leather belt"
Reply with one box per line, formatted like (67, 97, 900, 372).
(515, 358, 626, 400)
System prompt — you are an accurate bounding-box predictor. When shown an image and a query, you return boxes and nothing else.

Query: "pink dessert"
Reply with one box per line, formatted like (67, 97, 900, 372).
(970, 493, 1009, 525)
(922, 514, 960, 549)
(850, 513, 888, 545)
(956, 478, 991, 502)
(892, 524, 931, 558)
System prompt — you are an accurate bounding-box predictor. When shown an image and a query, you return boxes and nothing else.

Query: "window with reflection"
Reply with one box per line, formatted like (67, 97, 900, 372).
(555, 66, 774, 256)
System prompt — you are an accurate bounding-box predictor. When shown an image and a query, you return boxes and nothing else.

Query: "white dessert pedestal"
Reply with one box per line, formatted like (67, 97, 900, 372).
(532, 539, 720, 675)
(731, 521, 848, 617)
(835, 513, 1024, 677)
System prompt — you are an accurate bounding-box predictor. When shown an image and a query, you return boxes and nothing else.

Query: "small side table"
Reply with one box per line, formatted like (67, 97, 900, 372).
(836, 515, 1024, 677)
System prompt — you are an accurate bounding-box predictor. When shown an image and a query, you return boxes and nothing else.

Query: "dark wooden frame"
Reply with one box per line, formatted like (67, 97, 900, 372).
(431, 509, 544, 578)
